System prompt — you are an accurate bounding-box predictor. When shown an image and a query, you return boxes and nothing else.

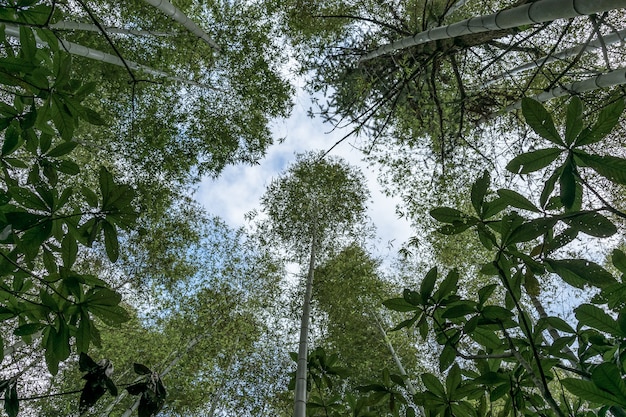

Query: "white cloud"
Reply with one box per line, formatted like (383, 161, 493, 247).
(197, 88, 413, 260)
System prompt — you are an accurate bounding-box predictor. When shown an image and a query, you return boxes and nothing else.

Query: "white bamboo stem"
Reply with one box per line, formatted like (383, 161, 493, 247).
(504, 66, 626, 111)
(5, 24, 217, 90)
(141, 0, 220, 51)
(50, 21, 172, 36)
(360, 0, 626, 62)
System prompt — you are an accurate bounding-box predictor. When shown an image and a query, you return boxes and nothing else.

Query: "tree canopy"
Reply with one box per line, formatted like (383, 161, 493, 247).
(3, 1, 626, 417)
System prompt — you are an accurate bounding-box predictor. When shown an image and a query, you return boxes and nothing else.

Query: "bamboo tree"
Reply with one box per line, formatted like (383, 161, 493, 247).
(258, 153, 369, 417)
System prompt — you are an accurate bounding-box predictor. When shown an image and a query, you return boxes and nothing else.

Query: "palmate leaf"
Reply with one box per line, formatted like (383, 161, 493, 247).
(521, 98, 563, 145)
(591, 363, 626, 403)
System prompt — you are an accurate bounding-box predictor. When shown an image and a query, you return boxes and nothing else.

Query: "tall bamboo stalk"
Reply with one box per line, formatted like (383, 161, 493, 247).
(293, 230, 317, 417)
(360, 0, 626, 62)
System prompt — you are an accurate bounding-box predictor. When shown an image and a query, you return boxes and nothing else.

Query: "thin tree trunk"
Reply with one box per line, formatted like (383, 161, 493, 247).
(372, 313, 415, 395)
(484, 27, 626, 87)
(5, 24, 219, 90)
(49, 21, 172, 36)
(360, 0, 626, 62)
(293, 232, 317, 417)
(141, 0, 220, 51)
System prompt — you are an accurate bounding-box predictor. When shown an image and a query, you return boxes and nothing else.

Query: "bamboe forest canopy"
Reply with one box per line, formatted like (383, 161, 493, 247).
(2, 0, 626, 416)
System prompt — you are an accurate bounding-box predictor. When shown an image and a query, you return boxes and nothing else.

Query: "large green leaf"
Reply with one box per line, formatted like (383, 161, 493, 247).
(506, 148, 562, 174)
(575, 98, 625, 146)
(420, 267, 437, 301)
(575, 304, 623, 337)
(575, 152, 626, 185)
(383, 298, 418, 312)
(546, 259, 616, 289)
(562, 378, 625, 407)
(496, 189, 539, 212)
(471, 171, 490, 215)
(559, 158, 577, 210)
(521, 98, 563, 145)
(565, 96, 583, 146)
(591, 363, 626, 403)
(562, 211, 616, 238)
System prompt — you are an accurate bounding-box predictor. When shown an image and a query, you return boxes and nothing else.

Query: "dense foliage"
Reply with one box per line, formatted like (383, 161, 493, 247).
(2, 1, 626, 417)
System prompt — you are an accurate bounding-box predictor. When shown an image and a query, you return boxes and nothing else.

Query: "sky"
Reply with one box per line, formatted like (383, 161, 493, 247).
(196, 87, 413, 264)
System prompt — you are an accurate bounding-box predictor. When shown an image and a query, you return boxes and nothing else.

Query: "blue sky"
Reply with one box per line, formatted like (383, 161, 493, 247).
(196, 87, 413, 263)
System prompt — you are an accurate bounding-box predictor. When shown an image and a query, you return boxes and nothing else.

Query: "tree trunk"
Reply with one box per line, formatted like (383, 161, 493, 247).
(142, 0, 220, 51)
(293, 232, 317, 417)
(360, 0, 626, 62)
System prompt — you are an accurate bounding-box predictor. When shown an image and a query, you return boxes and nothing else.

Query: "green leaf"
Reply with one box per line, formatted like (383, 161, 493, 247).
(559, 158, 577, 210)
(507, 217, 557, 245)
(537, 316, 575, 334)
(575, 152, 626, 185)
(612, 250, 626, 275)
(506, 148, 562, 174)
(435, 270, 458, 300)
(565, 96, 583, 145)
(61, 233, 78, 267)
(546, 259, 617, 289)
(102, 221, 119, 262)
(563, 212, 617, 238)
(562, 378, 625, 407)
(471, 171, 490, 215)
(86, 288, 122, 306)
(591, 363, 626, 403)
(496, 189, 539, 212)
(383, 298, 418, 312)
(522, 98, 563, 145)
(1, 124, 20, 156)
(439, 344, 456, 372)
(14, 322, 44, 336)
(575, 304, 623, 337)
(420, 267, 437, 301)
(4, 381, 18, 417)
(575, 98, 625, 146)
(46, 141, 77, 157)
(430, 207, 466, 223)
(422, 373, 446, 398)
(89, 305, 130, 326)
(540, 168, 560, 208)
(442, 301, 477, 318)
